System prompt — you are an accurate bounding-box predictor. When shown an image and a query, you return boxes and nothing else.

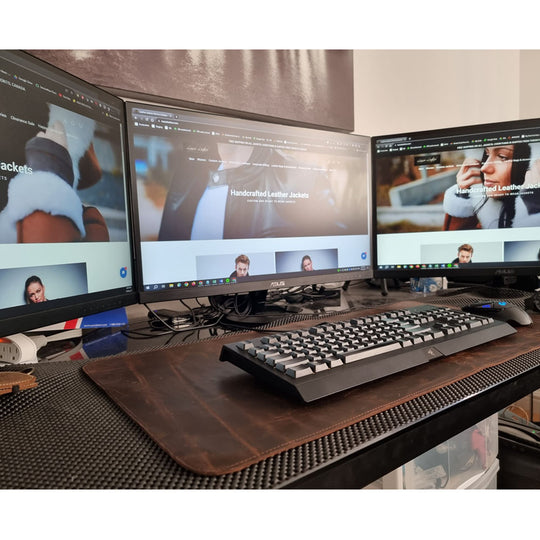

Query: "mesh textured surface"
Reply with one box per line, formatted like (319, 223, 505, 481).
(430, 286, 532, 309)
(1, 290, 537, 489)
(2, 346, 540, 489)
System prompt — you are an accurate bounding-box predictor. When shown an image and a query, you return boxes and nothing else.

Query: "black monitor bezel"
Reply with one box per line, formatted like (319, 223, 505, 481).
(371, 117, 540, 282)
(0, 50, 137, 338)
(125, 100, 373, 304)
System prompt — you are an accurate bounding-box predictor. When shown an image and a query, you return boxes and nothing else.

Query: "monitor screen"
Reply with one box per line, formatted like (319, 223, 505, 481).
(0, 50, 136, 337)
(125, 101, 372, 304)
(372, 118, 540, 287)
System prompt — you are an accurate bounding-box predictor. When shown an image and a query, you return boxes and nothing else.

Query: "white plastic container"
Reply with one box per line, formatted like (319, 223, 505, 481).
(365, 414, 498, 489)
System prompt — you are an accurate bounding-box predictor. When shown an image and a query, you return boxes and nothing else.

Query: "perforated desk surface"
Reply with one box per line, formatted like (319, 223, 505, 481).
(2, 284, 540, 489)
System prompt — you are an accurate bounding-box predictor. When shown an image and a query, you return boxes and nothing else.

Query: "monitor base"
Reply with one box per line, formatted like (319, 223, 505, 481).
(213, 287, 345, 327)
(447, 274, 539, 293)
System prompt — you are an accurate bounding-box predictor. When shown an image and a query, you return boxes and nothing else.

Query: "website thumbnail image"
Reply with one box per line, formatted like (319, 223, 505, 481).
(130, 130, 369, 244)
(375, 142, 540, 234)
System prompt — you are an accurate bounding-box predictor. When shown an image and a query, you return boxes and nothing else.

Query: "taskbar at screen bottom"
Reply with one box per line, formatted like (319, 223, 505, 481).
(142, 266, 370, 295)
(377, 261, 540, 273)
(378, 263, 460, 272)
(374, 261, 540, 285)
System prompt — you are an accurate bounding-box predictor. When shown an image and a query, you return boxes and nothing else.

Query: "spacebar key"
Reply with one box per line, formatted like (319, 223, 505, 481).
(337, 342, 402, 363)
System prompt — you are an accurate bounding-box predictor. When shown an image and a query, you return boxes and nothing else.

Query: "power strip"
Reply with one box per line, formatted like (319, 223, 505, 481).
(0, 330, 84, 366)
(0, 334, 48, 365)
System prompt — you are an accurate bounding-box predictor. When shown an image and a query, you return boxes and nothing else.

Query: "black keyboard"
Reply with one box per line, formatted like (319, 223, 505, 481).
(219, 304, 517, 402)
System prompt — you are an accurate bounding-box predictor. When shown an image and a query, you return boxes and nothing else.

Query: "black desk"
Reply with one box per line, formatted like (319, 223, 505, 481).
(1, 282, 539, 489)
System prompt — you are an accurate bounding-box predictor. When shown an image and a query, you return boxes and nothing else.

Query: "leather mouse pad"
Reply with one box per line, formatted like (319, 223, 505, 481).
(83, 301, 537, 476)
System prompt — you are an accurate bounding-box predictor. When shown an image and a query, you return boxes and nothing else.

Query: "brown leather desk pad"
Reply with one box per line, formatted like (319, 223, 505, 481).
(83, 301, 540, 476)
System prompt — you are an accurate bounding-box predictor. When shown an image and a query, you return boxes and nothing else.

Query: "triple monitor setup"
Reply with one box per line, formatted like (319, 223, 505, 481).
(1, 50, 540, 368)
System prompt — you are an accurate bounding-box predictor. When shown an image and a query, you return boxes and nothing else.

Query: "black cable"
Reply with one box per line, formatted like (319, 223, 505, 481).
(143, 303, 228, 335)
(137, 282, 349, 337)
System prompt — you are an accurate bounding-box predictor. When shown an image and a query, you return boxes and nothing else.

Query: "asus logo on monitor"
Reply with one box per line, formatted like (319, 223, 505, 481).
(269, 281, 286, 288)
(494, 269, 516, 276)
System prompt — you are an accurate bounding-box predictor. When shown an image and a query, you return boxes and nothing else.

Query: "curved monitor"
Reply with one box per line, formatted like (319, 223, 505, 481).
(0, 51, 136, 338)
(125, 101, 372, 303)
(372, 118, 540, 288)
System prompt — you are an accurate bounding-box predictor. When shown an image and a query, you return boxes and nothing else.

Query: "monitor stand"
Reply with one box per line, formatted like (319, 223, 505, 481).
(443, 274, 539, 299)
(217, 290, 300, 327)
(216, 287, 344, 327)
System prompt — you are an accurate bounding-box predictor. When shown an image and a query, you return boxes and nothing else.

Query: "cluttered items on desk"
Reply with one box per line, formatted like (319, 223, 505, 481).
(0, 308, 129, 366)
(220, 303, 517, 402)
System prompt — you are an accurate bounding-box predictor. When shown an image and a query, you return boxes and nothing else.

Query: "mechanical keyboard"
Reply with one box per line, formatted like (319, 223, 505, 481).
(219, 304, 517, 402)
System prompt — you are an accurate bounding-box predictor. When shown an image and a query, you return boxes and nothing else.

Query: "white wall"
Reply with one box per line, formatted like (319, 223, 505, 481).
(519, 50, 540, 120)
(353, 50, 527, 136)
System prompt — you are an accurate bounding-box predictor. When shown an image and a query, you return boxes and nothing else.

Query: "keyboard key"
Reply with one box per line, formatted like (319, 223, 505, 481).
(285, 364, 314, 378)
(337, 342, 402, 363)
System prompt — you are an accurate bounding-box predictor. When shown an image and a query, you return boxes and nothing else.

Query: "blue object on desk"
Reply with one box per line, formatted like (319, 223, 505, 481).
(82, 328, 128, 358)
(80, 308, 128, 328)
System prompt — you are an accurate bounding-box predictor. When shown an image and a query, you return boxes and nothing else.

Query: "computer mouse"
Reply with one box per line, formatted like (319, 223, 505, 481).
(462, 301, 533, 326)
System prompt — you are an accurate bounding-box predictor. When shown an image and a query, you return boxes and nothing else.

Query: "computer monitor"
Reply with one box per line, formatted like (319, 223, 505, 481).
(125, 101, 372, 310)
(372, 118, 540, 290)
(0, 50, 136, 338)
